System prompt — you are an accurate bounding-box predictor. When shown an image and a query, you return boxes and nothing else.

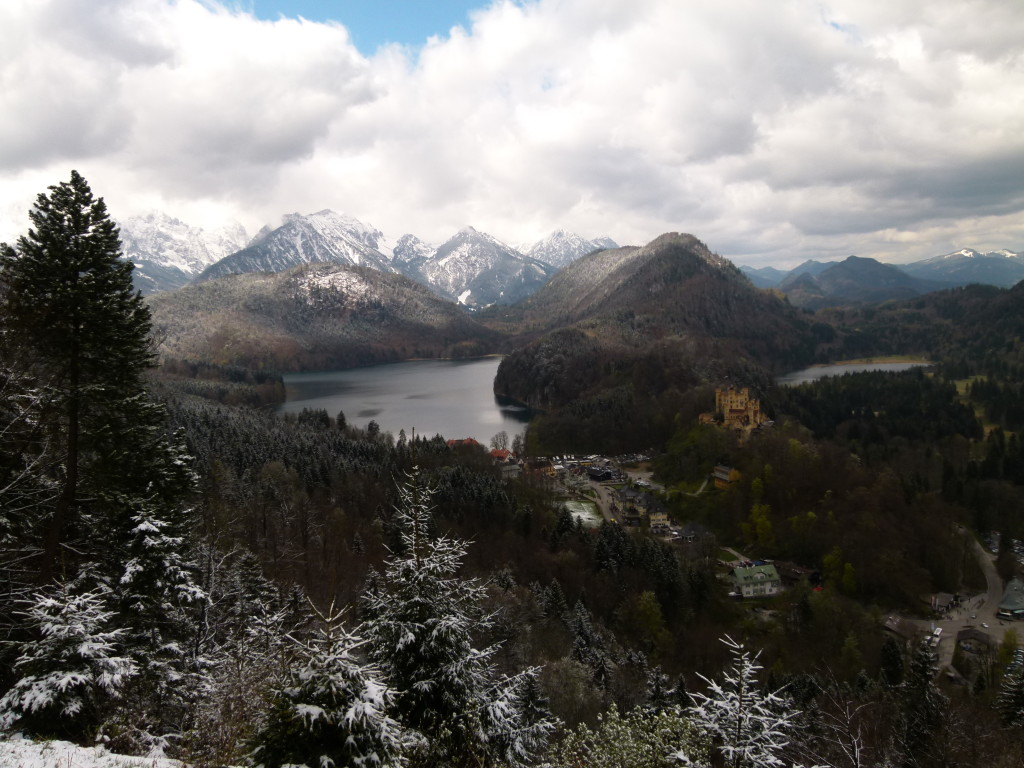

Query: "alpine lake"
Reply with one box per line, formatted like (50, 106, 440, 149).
(279, 357, 532, 444)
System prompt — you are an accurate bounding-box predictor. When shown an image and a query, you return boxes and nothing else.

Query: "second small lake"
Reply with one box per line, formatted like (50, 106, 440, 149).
(776, 361, 931, 386)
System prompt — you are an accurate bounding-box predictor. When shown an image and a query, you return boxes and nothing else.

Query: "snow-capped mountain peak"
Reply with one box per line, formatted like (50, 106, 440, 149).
(410, 226, 554, 307)
(118, 211, 248, 294)
(197, 209, 396, 283)
(523, 230, 620, 270)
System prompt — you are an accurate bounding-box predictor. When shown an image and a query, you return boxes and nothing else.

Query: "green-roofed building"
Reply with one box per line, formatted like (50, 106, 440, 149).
(998, 577, 1024, 620)
(732, 564, 782, 598)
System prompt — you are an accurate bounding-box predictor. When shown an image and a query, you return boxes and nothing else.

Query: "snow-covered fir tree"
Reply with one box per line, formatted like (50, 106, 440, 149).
(996, 653, 1024, 727)
(550, 703, 707, 768)
(95, 497, 208, 752)
(682, 635, 799, 768)
(252, 600, 405, 768)
(0, 584, 135, 739)
(360, 468, 554, 768)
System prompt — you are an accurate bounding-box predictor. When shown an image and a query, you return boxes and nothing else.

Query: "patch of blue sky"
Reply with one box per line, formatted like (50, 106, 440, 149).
(243, 0, 489, 55)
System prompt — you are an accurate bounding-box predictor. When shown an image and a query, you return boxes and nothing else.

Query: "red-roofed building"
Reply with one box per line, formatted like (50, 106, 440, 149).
(447, 437, 482, 449)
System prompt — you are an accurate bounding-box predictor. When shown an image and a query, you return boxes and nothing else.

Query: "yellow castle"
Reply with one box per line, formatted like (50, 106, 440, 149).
(701, 386, 766, 431)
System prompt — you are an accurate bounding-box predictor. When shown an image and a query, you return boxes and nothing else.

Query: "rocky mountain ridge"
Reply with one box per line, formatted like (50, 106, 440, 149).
(118, 212, 249, 294)
(196, 209, 397, 283)
(128, 209, 614, 309)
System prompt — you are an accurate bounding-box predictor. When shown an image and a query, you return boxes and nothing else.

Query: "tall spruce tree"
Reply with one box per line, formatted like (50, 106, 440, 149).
(0, 170, 182, 581)
(0, 172, 203, 747)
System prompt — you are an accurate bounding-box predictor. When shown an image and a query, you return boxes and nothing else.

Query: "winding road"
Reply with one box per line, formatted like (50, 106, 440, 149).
(913, 529, 1005, 672)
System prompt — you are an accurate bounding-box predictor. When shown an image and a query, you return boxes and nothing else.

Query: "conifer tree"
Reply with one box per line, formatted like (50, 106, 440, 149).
(896, 639, 947, 768)
(0, 172, 203, 748)
(253, 601, 405, 768)
(684, 635, 799, 768)
(0, 584, 135, 739)
(360, 469, 554, 767)
(0, 170, 186, 580)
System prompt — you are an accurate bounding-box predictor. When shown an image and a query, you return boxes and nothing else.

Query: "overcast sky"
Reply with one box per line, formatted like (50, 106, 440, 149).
(1, 0, 1022, 267)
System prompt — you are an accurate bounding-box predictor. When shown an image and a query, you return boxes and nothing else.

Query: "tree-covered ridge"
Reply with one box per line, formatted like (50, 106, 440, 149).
(773, 367, 981, 444)
(147, 262, 500, 371)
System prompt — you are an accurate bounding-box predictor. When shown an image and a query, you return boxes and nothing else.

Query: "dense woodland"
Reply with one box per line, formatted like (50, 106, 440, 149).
(2, 173, 1024, 766)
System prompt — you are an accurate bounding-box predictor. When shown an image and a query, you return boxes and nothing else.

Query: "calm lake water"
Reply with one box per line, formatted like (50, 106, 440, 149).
(279, 357, 531, 443)
(776, 361, 931, 386)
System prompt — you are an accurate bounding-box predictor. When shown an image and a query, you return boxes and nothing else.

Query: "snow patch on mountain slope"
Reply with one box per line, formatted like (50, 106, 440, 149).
(296, 267, 375, 301)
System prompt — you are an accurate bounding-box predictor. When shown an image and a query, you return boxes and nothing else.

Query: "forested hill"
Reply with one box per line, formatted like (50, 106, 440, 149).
(491, 233, 818, 452)
(147, 262, 501, 371)
(815, 280, 1024, 363)
(496, 232, 816, 369)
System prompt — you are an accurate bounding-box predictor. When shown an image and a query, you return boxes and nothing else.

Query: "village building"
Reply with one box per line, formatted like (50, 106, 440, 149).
(447, 437, 482, 450)
(526, 459, 557, 477)
(713, 464, 740, 490)
(731, 563, 782, 598)
(612, 486, 668, 529)
(931, 592, 956, 613)
(956, 627, 995, 654)
(997, 577, 1024, 620)
(883, 615, 921, 643)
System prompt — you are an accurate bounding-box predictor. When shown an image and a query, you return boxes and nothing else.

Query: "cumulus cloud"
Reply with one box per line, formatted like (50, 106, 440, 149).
(0, 0, 1021, 266)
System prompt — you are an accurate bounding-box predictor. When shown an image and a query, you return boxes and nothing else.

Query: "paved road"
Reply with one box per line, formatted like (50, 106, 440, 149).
(911, 529, 1006, 672)
(587, 479, 617, 522)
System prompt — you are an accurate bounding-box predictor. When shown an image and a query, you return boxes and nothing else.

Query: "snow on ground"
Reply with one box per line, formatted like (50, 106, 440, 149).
(0, 736, 183, 768)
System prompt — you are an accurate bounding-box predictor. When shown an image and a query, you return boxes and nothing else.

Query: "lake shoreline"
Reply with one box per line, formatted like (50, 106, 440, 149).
(803, 355, 932, 369)
(777, 358, 932, 386)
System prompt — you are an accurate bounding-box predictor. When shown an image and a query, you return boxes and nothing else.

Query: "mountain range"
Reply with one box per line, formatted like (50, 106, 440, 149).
(123, 210, 616, 307)
(740, 248, 1024, 306)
